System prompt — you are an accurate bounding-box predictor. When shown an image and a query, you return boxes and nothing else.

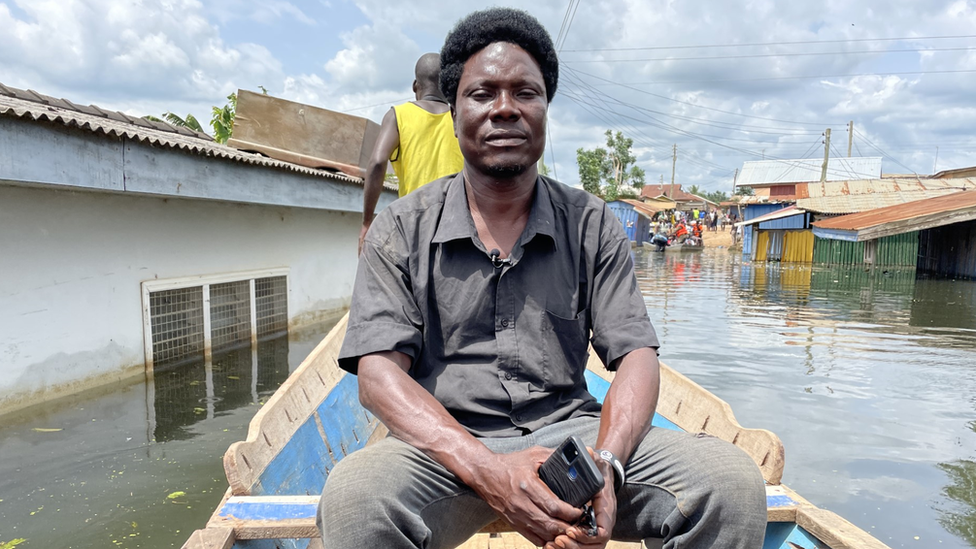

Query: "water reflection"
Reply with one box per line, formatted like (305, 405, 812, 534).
(939, 460, 976, 547)
(151, 337, 290, 442)
(0, 318, 336, 549)
(634, 249, 976, 548)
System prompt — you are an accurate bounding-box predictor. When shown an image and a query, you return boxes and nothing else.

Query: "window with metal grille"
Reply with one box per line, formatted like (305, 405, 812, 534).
(149, 287, 205, 367)
(142, 269, 289, 370)
(210, 281, 252, 350)
(255, 276, 288, 337)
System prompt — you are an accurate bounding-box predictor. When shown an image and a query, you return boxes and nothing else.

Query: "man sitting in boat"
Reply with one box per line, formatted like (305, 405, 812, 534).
(320, 8, 766, 549)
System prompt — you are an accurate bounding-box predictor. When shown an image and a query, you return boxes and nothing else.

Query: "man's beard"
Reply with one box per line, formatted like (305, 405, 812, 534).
(484, 162, 528, 178)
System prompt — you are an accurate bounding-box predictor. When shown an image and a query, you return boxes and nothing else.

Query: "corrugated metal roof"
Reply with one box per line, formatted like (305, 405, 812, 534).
(813, 189, 976, 230)
(0, 82, 362, 186)
(735, 205, 804, 227)
(639, 184, 715, 204)
(797, 178, 976, 213)
(623, 199, 670, 215)
(737, 157, 882, 187)
(811, 189, 976, 241)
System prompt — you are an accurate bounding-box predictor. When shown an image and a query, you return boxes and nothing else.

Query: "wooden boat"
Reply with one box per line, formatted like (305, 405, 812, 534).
(181, 314, 890, 549)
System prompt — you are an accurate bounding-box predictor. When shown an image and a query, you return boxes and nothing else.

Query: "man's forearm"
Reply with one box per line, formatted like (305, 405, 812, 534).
(358, 352, 494, 485)
(361, 162, 386, 225)
(594, 347, 661, 463)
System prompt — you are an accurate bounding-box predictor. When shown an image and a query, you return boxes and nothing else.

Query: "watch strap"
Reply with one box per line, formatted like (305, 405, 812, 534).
(597, 449, 625, 492)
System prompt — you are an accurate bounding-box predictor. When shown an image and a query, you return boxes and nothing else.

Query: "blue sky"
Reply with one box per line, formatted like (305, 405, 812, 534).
(1, 0, 974, 192)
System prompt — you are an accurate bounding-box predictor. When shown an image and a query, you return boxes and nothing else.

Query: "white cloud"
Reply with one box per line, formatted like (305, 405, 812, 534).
(324, 23, 421, 92)
(1, 0, 974, 189)
(0, 0, 282, 110)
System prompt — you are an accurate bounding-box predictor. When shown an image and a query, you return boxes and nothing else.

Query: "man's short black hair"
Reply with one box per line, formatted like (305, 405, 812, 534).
(439, 8, 558, 106)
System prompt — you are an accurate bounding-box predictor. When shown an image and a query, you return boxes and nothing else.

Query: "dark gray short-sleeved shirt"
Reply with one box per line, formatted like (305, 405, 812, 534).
(339, 173, 659, 437)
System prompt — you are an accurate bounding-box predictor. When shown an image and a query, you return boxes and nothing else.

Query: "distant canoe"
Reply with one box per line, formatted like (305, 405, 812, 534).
(181, 314, 890, 549)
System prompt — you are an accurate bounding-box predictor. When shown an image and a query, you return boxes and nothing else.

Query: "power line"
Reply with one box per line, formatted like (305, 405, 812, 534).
(561, 68, 867, 180)
(561, 77, 821, 136)
(563, 66, 846, 126)
(560, 85, 858, 179)
(852, 128, 918, 174)
(341, 96, 413, 113)
(561, 46, 976, 64)
(554, 0, 581, 51)
(559, 73, 735, 176)
(617, 69, 976, 86)
(559, 34, 976, 53)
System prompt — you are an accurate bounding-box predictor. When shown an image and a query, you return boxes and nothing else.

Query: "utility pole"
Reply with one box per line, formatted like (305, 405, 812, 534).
(669, 144, 677, 198)
(731, 168, 738, 197)
(820, 128, 831, 183)
(847, 121, 853, 157)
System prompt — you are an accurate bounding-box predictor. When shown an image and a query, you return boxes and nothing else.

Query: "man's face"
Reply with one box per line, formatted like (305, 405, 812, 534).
(452, 42, 548, 179)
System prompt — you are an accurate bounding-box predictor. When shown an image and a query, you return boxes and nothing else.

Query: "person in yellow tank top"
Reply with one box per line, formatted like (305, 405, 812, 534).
(360, 53, 464, 253)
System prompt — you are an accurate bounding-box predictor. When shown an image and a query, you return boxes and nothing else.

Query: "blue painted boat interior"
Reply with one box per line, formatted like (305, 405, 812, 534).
(225, 369, 825, 548)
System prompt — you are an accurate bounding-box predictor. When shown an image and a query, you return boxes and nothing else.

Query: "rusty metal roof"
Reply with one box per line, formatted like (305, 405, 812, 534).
(737, 157, 882, 187)
(640, 184, 713, 203)
(811, 189, 976, 241)
(0, 82, 361, 185)
(796, 178, 976, 214)
(623, 199, 671, 215)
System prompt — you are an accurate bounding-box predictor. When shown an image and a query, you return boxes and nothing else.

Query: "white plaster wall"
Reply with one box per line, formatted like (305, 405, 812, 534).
(0, 184, 361, 415)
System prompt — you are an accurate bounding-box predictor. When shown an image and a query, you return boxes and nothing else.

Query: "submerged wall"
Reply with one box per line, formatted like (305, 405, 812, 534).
(0, 184, 363, 415)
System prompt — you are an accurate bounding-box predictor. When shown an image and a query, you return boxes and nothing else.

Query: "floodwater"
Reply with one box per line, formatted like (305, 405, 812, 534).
(1, 253, 975, 548)
(635, 248, 976, 549)
(0, 312, 344, 548)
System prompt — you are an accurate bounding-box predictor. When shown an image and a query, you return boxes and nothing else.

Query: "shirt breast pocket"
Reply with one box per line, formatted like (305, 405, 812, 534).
(541, 308, 590, 391)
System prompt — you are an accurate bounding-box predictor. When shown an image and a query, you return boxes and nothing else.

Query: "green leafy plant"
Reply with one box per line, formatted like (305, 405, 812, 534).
(576, 130, 645, 201)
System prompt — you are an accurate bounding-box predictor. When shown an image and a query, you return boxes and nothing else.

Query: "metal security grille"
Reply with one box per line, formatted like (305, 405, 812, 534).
(255, 276, 288, 337)
(144, 270, 289, 370)
(150, 287, 205, 367)
(210, 281, 252, 350)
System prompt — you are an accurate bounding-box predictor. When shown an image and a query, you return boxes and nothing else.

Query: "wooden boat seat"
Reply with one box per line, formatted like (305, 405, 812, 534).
(203, 484, 807, 543)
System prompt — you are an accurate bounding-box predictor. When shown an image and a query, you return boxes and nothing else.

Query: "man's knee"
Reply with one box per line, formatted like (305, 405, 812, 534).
(696, 437, 766, 515)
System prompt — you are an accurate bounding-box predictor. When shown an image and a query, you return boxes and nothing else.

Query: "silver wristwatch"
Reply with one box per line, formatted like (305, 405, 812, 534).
(597, 449, 625, 492)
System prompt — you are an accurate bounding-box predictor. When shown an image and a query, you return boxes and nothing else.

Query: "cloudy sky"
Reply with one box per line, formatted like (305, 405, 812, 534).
(1, 0, 974, 193)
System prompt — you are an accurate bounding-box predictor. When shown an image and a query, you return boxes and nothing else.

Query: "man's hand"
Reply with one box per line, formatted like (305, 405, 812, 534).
(545, 454, 617, 549)
(469, 446, 583, 546)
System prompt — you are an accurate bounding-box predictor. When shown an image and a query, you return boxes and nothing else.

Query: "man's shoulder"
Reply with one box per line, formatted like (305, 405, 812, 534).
(386, 174, 454, 215)
(540, 176, 609, 213)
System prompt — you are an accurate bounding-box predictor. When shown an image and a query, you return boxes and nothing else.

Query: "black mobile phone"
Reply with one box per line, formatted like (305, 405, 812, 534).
(538, 435, 605, 508)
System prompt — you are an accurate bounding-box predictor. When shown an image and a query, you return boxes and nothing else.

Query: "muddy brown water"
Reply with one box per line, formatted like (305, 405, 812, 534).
(1, 252, 975, 548)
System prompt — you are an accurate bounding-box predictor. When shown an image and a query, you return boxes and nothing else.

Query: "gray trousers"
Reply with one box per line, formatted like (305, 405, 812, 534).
(317, 415, 766, 548)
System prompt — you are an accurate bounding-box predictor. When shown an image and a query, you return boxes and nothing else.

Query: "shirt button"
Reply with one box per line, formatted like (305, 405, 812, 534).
(501, 319, 509, 327)
(505, 372, 512, 380)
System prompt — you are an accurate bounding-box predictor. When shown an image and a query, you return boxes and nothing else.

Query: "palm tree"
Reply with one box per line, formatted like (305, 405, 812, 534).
(142, 112, 206, 133)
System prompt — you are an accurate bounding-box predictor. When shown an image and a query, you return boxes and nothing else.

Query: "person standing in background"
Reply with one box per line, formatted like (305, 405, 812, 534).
(359, 53, 464, 253)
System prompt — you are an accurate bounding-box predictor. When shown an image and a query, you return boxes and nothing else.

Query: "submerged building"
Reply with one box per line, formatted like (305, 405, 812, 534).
(0, 83, 397, 416)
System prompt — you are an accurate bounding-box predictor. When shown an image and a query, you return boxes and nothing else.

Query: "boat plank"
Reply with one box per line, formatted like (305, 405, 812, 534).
(181, 526, 234, 549)
(796, 507, 891, 549)
(201, 488, 799, 540)
(224, 316, 351, 495)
